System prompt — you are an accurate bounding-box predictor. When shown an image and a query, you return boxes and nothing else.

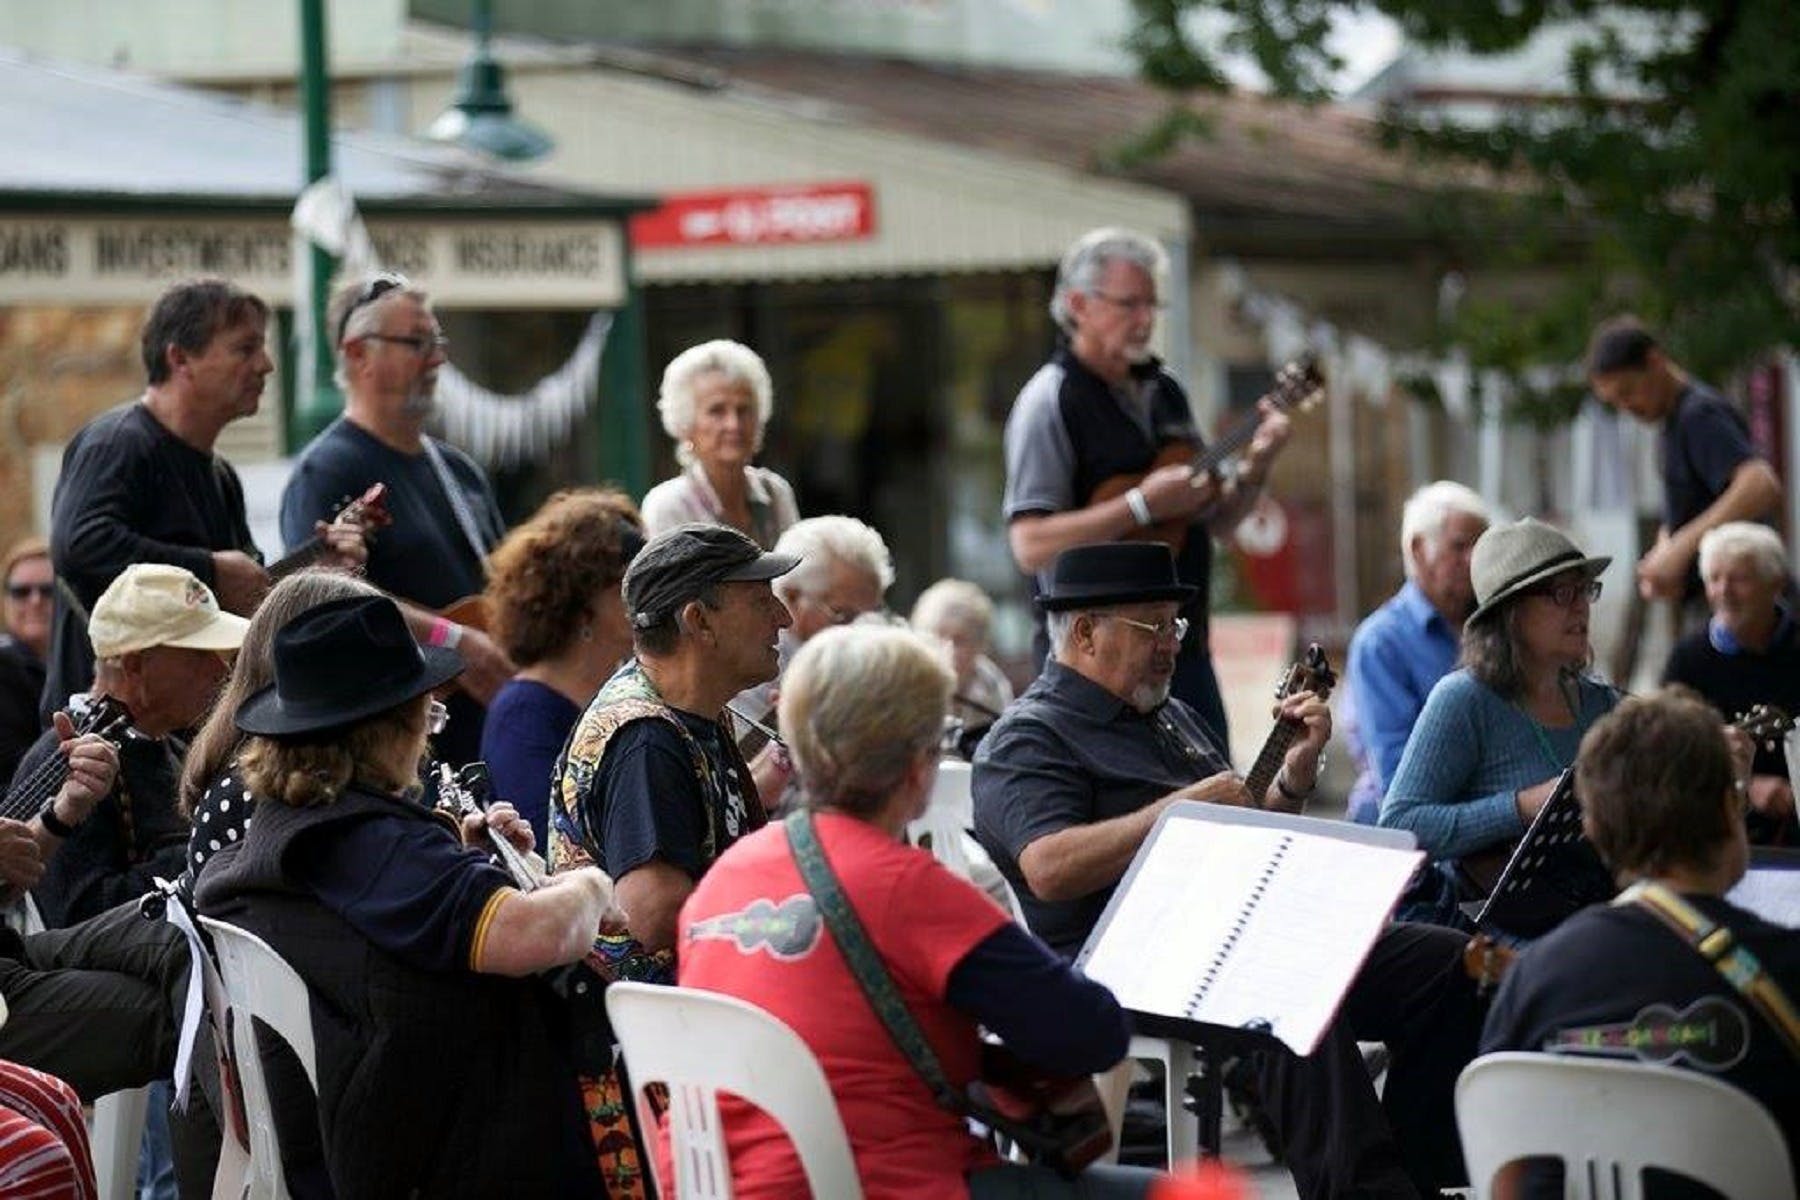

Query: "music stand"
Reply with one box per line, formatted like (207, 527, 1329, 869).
(1078, 803, 1422, 1160)
(1471, 770, 1617, 939)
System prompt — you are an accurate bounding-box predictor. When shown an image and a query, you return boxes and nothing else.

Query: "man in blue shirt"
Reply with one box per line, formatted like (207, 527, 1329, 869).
(1344, 482, 1490, 823)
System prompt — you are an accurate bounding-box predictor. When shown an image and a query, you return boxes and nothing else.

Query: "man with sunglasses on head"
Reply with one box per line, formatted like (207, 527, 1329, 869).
(974, 542, 1486, 1200)
(42, 277, 366, 720)
(1003, 227, 1294, 749)
(280, 272, 513, 766)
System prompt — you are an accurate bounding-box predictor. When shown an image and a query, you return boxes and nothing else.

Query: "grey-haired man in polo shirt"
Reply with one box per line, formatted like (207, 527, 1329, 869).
(1003, 227, 1293, 745)
(974, 542, 1483, 1200)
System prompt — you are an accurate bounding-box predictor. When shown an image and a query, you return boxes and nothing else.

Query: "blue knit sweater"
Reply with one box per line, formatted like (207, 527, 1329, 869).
(1379, 669, 1619, 860)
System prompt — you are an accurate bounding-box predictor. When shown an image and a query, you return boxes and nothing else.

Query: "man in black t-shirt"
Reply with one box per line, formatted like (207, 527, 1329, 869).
(46, 278, 364, 718)
(550, 525, 797, 982)
(1587, 316, 1783, 611)
(1003, 228, 1294, 744)
(282, 273, 511, 765)
(1483, 688, 1800, 1197)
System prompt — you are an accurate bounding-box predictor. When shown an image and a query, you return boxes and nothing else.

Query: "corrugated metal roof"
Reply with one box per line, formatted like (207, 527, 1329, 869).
(0, 47, 641, 211)
(638, 46, 1447, 234)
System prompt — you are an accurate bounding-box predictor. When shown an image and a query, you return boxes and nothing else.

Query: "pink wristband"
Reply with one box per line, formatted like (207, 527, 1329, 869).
(426, 616, 460, 648)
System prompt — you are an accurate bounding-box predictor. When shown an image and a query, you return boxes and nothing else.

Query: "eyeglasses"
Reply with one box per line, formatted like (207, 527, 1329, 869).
(363, 332, 449, 357)
(1105, 614, 1190, 643)
(810, 597, 890, 627)
(5, 583, 53, 602)
(1089, 291, 1166, 315)
(1528, 578, 1603, 608)
(427, 698, 450, 736)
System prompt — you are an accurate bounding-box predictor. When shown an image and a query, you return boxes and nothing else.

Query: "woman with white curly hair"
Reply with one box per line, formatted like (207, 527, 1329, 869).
(640, 339, 800, 549)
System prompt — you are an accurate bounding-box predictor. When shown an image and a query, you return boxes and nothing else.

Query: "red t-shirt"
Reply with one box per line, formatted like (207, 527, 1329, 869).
(670, 813, 1012, 1199)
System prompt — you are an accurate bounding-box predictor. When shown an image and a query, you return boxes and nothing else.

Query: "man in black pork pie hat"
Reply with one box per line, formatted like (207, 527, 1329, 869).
(973, 542, 1485, 1199)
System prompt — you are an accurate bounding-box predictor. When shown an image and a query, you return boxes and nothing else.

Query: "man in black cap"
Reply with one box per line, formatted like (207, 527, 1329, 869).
(545, 522, 797, 1193)
(973, 542, 1484, 1200)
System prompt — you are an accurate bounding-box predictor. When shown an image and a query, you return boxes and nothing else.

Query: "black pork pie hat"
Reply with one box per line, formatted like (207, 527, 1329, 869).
(235, 595, 464, 737)
(1035, 542, 1197, 612)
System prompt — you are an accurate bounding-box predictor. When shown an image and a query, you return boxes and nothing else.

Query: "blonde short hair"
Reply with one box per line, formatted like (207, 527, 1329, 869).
(910, 578, 994, 641)
(657, 340, 774, 467)
(780, 625, 951, 816)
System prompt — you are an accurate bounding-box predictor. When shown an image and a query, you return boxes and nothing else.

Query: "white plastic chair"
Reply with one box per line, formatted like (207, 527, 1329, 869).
(928, 760, 974, 829)
(1456, 1051, 1796, 1200)
(1125, 1034, 1201, 1168)
(89, 1085, 151, 1200)
(199, 916, 321, 1200)
(605, 982, 862, 1199)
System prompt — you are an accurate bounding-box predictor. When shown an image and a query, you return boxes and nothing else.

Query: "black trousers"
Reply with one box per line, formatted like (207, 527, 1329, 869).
(0, 896, 186, 1098)
(1253, 921, 1482, 1200)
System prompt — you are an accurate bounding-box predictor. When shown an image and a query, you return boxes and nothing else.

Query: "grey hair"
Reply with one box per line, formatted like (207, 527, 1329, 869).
(1050, 227, 1168, 336)
(1400, 480, 1491, 579)
(656, 339, 775, 468)
(1698, 521, 1787, 583)
(773, 516, 895, 601)
(1045, 609, 1079, 658)
(780, 625, 952, 818)
(910, 578, 994, 639)
(328, 276, 432, 391)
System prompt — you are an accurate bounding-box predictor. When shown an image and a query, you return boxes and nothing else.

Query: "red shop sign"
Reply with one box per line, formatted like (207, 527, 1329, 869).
(630, 181, 877, 249)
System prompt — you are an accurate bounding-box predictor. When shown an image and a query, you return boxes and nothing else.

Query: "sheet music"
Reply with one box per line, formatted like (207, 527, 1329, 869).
(1728, 869, 1800, 929)
(1080, 808, 1422, 1055)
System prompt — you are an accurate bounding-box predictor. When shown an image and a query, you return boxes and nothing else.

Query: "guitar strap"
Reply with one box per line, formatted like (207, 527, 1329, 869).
(1616, 881, 1800, 1063)
(422, 437, 493, 568)
(784, 809, 966, 1112)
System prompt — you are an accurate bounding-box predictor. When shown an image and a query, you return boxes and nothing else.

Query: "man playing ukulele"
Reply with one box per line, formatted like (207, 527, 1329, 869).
(1003, 228, 1292, 744)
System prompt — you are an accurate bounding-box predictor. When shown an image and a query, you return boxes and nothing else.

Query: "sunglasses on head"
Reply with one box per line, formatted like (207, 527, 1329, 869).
(336, 272, 410, 346)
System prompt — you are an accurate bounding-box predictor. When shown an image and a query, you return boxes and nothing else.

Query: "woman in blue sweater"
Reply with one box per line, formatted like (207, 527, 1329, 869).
(1382, 519, 1620, 928)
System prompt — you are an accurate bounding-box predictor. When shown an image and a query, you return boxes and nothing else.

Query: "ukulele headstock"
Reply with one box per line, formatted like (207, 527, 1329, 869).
(1269, 356, 1328, 417)
(336, 483, 393, 535)
(1274, 642, 1336, 705)
(1736, 703, 1796, 752)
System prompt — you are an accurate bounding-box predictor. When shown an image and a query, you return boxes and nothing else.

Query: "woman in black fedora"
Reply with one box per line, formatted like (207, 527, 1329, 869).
(1380, 519, 1621, 928)
(194, 594, 616, 1199)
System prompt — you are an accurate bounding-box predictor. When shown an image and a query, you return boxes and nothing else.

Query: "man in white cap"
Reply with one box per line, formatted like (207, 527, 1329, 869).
(11, 563, 247, 928)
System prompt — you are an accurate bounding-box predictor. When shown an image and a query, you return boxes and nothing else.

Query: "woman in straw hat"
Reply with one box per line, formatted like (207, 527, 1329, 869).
(1380, 519, 1621, 928)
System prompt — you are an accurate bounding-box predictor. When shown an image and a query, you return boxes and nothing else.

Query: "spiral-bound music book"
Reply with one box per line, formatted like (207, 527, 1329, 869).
(1076, 802, 1422, 1056)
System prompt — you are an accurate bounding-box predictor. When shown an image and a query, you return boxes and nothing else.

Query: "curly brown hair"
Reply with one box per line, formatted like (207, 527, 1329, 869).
(484, 488, 642, 667)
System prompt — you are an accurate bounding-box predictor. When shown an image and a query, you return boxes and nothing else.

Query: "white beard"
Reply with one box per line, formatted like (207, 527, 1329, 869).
(1128, 680, 1171, 713)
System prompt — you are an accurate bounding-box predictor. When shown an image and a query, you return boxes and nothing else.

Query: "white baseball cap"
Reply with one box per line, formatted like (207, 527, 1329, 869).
(89, 563, 250, 659)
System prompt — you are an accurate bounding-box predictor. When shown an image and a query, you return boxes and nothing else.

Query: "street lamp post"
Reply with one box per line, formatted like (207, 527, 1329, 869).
(293, 0, 341, 448)
(427, 0, 555, 162)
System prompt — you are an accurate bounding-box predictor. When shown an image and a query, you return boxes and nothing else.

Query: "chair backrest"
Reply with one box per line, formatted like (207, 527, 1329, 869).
(928, 760, 974, 829)
(905, 806, 975, 878)
(1456, 1051, 1796, 1200)
(198, 916, 321, 1200)
(605, 982, 863, 1200)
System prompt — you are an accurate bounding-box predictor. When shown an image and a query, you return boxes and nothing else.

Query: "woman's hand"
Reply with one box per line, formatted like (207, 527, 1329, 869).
(1515, 776, 1563, 821)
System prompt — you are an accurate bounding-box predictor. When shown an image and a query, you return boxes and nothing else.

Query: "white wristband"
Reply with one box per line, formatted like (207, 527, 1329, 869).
(1124, 487, 1154, 528)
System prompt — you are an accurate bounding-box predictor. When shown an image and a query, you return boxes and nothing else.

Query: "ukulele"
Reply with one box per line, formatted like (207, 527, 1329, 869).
(1088, 357, 1327, 555)
(0, 695, 133, 824)
(267, 483, 392, 581)
(1242, 643, 1336, 805)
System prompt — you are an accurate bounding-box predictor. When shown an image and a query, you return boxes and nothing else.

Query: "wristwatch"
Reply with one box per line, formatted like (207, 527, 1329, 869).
(37, 800, 83, 838)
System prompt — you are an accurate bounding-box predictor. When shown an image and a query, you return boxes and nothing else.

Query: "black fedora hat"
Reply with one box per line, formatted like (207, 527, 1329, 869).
(1036, 542, 1197, 612)
(235, 595, 465, 737)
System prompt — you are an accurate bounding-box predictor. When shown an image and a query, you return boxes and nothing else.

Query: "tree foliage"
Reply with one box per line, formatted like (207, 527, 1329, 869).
(1126, 0, 1800, 387)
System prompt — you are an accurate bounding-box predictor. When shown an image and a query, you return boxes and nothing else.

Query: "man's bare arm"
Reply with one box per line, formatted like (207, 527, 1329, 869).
(612, 859, 694, 953)
(1017, 771, 1250, 902)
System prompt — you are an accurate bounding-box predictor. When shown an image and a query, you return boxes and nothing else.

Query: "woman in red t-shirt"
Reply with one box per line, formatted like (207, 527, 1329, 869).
(674, 623, 1159, 1198)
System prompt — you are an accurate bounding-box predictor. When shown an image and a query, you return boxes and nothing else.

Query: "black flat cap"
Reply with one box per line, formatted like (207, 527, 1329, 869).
(625, 522, 799, 630)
